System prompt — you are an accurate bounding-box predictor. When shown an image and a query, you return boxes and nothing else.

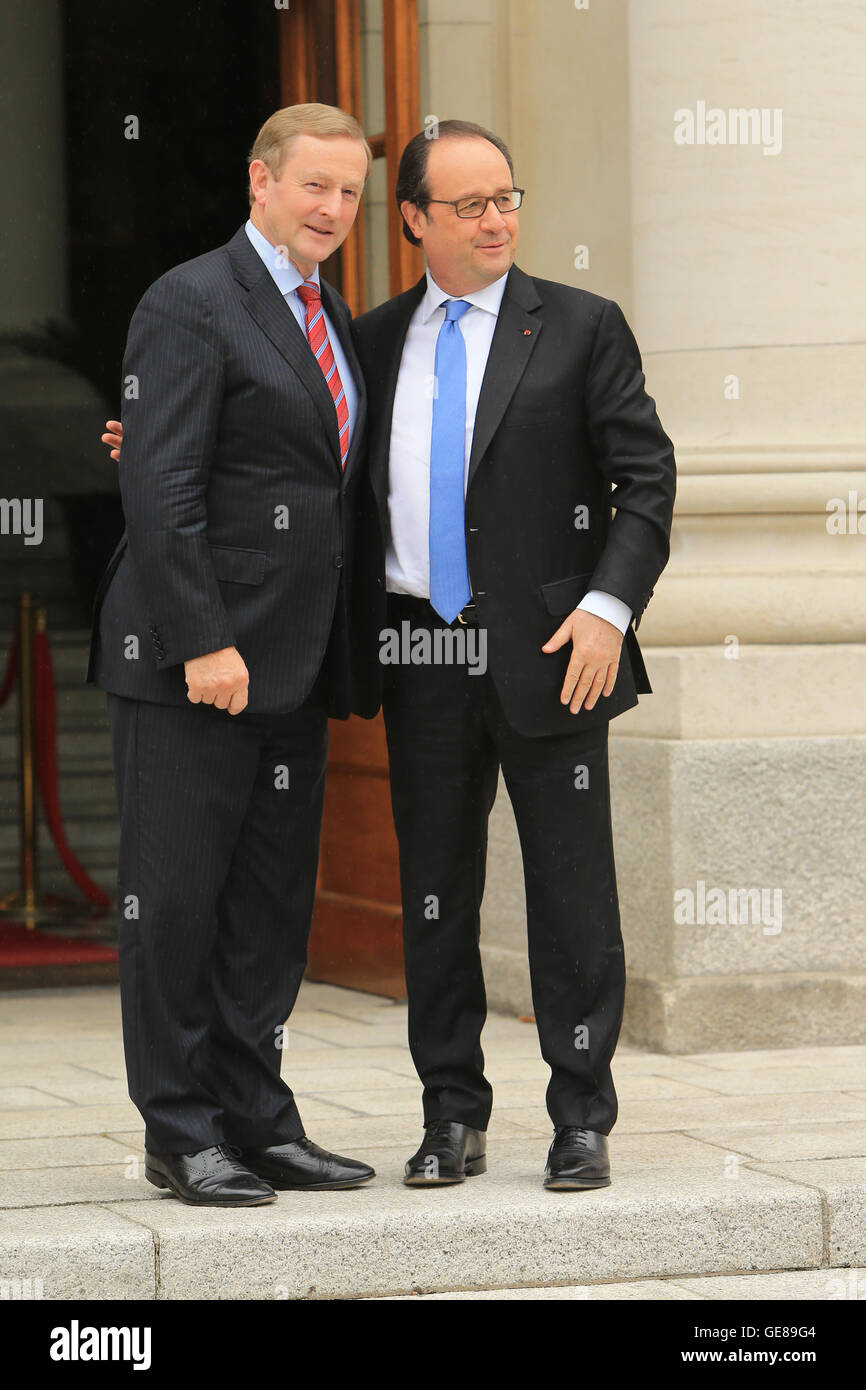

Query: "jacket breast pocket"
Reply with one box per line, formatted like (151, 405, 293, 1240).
(539, 572, 593, 616)
(208, 545, 267, 585)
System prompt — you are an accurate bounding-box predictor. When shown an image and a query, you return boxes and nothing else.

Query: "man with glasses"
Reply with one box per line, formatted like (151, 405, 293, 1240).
(102, 116, 676, 1196)
(350, 120, 676, 1190)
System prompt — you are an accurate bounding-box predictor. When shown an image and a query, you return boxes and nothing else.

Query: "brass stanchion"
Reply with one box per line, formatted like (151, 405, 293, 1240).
(0, 592, 104, 931)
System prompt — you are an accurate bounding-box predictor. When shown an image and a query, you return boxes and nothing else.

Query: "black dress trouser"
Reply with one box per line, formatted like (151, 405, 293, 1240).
(106, 689, 328, 1154)
(382, 595, 626, 1135)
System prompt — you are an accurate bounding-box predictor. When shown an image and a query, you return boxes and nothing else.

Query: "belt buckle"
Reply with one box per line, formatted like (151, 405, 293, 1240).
(456, 601, 476, 626)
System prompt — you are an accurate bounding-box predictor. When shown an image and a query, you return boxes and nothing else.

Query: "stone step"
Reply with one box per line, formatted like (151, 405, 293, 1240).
(0, 628, 94, 661)
(0, 730, 114, 770)
(0, 598, 87, 633)
(0, 864, 116, 902)
(0, 980, 862, 1300)
(0, 814, 118, 853)
(0, 632, 107, 725)
(0, 812, 119, 902)
(0, 629, 96, 675)
(0, 631, 119, 903)
(0, 1136, 844, 1300)
(0, 694, 110, 734)
(0, 771, 116, 810)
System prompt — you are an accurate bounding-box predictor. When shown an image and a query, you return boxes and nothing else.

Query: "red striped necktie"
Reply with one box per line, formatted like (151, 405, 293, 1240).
(296, 279, 349, 469)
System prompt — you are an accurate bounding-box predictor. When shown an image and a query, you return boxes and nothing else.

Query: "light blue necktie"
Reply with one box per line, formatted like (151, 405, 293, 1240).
(429, 298, 472, 622)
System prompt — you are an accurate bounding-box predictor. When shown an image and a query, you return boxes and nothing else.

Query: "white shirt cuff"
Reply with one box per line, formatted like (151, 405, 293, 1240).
(576, 589, 633, 635)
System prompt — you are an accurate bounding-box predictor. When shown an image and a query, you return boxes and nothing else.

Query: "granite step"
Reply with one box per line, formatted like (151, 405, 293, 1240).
(0, 984, 863, 1301)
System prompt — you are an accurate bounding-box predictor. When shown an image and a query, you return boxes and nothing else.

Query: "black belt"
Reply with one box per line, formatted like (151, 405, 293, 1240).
(455, 602, 479, 627)
(386, 594, 479, 627)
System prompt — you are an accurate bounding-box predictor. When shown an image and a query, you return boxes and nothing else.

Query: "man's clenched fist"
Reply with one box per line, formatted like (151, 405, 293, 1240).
(184, 646, 249, 715)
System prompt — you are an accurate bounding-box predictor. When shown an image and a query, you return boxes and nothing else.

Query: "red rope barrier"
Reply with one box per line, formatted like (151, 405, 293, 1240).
(32, 628, 111, 910)
(2, 614, 110, 911)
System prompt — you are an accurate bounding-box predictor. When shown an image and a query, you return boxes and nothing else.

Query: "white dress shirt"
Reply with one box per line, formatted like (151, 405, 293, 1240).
(244, 218, 358, 440)
(385, 268, 632, 634)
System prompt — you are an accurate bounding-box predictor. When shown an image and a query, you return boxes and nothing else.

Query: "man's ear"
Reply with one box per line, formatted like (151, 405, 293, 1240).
(249, 160, 270, 207)
(399, 200, 426, 242)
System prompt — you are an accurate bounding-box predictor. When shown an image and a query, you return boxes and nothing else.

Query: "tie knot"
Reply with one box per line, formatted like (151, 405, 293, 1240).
(443, 298, 471, 323)
(297, 280, 321, 307)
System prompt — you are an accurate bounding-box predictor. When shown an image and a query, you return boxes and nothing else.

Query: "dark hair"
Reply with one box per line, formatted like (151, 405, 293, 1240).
(395, 120, 515, 247)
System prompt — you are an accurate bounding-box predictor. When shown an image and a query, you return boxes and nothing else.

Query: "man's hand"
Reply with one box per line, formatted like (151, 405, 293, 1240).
(102, 419, 123, 461)
(542, 608, 623, 713)
(107, 412, 243, 710)
(184, 647, 249, 715)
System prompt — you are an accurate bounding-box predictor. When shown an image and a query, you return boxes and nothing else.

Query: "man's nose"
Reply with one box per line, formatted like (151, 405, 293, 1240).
(479, 201, 508, 233)
(317, 190, 343, 219)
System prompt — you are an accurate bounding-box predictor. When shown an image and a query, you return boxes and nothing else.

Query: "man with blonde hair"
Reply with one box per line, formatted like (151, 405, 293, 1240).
(100, 111, 676, 1199)
(87, 105, 378, 1205)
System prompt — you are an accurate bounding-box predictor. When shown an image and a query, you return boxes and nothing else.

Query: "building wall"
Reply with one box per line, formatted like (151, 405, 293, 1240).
(409, 0, 866, 1044)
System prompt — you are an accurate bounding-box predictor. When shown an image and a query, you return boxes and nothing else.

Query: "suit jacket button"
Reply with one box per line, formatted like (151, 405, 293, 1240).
(334, 555, 344, 568)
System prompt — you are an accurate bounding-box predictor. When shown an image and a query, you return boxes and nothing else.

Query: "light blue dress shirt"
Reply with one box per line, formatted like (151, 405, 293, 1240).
(244, 218, 358, 441)
(386, 268, 633, 635)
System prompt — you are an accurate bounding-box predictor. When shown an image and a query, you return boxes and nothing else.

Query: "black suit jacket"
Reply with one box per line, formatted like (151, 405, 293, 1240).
(86, 224, 375, 719)
(349, 264, 677, 736)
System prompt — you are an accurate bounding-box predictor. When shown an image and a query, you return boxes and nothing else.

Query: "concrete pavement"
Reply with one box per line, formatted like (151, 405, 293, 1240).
(0, 981, 863, 1300)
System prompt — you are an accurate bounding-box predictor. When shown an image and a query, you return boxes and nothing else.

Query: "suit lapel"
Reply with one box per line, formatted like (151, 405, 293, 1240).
(467, 265, 543, 490)
(227, 227, 343, 470)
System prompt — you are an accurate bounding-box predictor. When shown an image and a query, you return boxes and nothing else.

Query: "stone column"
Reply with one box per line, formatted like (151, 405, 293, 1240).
(610, 0, 866, 1049)
(479, 0, 866, 1050)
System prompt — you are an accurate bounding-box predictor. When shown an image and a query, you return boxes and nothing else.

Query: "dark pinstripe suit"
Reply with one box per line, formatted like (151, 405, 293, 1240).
(86, 226, 372, 1152)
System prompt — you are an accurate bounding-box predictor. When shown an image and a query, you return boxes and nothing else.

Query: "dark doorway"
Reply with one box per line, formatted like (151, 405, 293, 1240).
(63, 0, 283, 407)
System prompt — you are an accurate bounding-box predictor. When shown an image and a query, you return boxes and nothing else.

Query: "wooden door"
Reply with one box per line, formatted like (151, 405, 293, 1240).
(277, 0, 422, 996)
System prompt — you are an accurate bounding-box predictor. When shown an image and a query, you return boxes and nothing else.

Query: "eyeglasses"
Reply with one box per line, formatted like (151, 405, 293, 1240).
(422, 188, 525, 219)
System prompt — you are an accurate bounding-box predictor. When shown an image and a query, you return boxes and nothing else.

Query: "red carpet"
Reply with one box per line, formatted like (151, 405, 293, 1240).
(0, 921, 118, 967)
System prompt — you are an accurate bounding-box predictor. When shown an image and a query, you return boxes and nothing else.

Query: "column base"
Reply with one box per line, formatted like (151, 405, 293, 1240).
(622, 970, 866, 1054)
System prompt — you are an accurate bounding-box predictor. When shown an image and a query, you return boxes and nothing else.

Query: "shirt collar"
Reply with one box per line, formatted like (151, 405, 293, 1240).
(244, 218, 321, 297)
(420, 267, 510, 324)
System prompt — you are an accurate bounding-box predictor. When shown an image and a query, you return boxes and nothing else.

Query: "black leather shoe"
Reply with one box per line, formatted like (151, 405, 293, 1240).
(235, 1138, 375, 1190)
(404, 1120, 487, 1186)
(543, 1127, 611, 1190)
(144, 1145, 276, 1206)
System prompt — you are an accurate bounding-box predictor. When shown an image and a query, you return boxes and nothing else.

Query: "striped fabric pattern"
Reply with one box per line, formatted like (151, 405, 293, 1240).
(87, 225, 369, 720)
(297, 280, 350, 468)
